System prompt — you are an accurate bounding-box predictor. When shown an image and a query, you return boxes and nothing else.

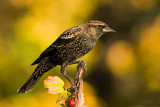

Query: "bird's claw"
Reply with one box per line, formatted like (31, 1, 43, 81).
(77, 61, 87, 72)
(71, 84, 77, 93)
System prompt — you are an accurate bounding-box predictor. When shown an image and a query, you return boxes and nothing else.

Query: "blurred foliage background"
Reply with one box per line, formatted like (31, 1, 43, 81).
(1, 0, 160, 107)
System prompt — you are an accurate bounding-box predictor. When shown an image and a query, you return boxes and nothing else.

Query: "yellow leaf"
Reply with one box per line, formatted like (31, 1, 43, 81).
(44, 76, 64, 94)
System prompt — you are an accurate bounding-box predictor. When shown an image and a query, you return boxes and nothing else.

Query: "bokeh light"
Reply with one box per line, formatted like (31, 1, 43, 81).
(1, 0, 160, 107)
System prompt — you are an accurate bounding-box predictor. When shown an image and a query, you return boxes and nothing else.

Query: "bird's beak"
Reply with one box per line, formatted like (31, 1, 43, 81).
(103, 26, 115, 33)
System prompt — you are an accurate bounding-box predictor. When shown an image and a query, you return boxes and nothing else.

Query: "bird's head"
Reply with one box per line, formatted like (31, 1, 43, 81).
(83, 20, 115, 39)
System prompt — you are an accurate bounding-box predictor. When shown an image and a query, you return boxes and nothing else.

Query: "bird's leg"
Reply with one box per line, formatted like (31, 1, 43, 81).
(61, 61, 87, 92)
(70, 61, 87, 71)
(61, 63, 74, 87)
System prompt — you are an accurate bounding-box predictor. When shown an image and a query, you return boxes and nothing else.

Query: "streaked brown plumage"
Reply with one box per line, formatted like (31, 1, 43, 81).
(17, 20, 115, 94)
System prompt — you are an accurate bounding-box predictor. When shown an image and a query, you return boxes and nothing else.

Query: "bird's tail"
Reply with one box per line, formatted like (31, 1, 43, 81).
(17, 58, 55, 94)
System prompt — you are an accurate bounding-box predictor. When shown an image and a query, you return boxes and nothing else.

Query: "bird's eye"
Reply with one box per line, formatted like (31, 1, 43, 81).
(98, 25, 102, 28)
(98, 25, 105, 28)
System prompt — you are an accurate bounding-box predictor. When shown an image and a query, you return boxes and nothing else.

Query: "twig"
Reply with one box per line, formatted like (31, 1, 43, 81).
(73, 61, 86, 107)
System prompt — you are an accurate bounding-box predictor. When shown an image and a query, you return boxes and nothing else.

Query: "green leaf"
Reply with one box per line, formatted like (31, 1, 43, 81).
(56, 90, 71, 105)
(44, 76, 64, 94)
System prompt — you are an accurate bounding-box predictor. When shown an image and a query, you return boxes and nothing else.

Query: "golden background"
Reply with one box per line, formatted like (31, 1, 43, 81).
(0, 0, 160, 107)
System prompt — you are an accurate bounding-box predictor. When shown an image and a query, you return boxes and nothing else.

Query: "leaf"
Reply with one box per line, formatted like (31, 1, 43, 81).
(56, 90, 71, 105)
(44, 76, 64, 94)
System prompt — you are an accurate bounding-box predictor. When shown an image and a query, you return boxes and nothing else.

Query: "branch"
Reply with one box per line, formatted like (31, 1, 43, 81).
(73, 61, 86, 107)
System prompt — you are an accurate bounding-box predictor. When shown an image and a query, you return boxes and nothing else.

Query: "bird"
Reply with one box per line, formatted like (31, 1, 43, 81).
(17, 20, 115, 94)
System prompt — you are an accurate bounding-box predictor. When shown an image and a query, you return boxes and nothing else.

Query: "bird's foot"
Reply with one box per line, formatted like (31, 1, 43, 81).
(71, 84, 77, 93)
(77, 61, 87, 72)
(70, 61, 87, 72)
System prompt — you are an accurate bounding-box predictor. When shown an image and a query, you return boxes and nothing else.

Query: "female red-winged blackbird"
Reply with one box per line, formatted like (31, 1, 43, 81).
(17, 20, 115, 94)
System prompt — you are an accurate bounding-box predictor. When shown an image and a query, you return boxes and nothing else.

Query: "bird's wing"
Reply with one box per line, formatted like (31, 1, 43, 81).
(31, 27, 81, 65)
